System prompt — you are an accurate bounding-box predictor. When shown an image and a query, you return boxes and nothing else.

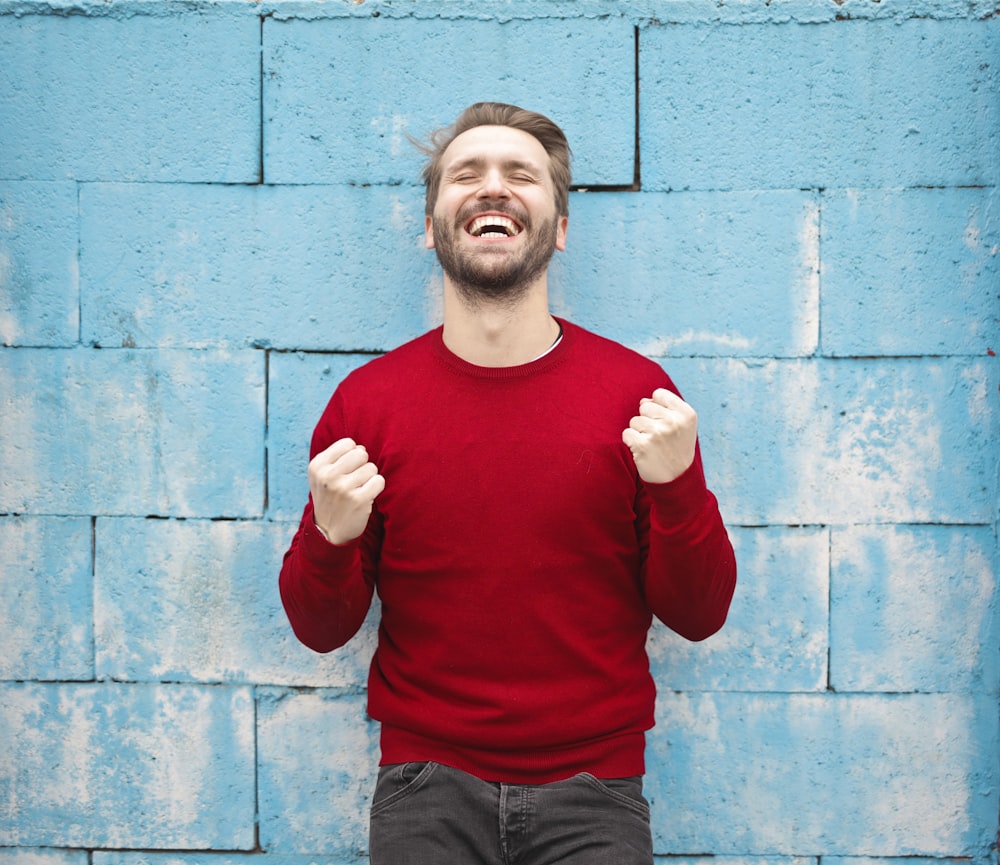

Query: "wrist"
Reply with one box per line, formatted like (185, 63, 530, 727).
(313, 519, 333, 543)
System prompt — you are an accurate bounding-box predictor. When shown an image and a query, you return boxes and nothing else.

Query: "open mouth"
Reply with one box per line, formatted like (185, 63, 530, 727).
(465, 214, 523, 239)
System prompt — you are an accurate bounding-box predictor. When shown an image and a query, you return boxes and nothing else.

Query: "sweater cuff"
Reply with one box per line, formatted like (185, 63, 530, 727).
(301, 516, 363, 570)
(642, 458, 711, 525)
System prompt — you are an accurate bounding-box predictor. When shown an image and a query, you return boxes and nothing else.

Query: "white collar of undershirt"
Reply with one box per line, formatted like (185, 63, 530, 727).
(529, 321, 564, 362)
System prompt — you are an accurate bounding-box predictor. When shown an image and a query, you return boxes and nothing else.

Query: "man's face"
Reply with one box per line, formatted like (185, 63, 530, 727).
(425, 125, 568, 303)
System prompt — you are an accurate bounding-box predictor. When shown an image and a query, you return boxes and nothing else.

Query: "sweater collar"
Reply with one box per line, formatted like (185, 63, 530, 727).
(432, 317, 572, 379)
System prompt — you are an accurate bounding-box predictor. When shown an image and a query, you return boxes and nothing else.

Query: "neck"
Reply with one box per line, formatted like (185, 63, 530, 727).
(441, 276, 560, 367)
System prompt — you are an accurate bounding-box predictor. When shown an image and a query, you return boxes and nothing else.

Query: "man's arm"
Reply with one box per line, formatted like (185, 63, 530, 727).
(278, 436, 384, 654)
(624, 388, 737, 641)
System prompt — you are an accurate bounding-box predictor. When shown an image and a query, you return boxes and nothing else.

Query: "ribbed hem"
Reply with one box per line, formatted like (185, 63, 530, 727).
(378, 723, 647, 785)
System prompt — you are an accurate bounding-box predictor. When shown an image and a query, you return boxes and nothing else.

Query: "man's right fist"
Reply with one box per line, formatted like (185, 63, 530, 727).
(308, 438, 385, 545)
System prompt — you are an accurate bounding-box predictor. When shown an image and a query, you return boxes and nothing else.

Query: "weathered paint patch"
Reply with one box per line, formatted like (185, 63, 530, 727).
(664, 357, 998, 525)
(647, 692, 998, 858)
(257, 690, 379, 856)
(0, 516, 93, 681)
(831, 525, 999, 693)
(0, 851, 88, 865)
(0, 683, 256, 848)
(0, 181, 79, 346)
(0, 348, 265, 517)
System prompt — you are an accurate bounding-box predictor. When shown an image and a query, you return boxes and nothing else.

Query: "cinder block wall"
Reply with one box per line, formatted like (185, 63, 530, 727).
(1, 1, 998, 863)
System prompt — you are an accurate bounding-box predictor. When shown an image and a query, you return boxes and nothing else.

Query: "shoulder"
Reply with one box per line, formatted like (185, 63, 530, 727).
(338, 328, 442, 392)
(562, 320, 673, 385)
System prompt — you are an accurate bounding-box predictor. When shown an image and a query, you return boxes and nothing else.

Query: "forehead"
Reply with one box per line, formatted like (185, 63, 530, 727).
(440, 125, 551, 174)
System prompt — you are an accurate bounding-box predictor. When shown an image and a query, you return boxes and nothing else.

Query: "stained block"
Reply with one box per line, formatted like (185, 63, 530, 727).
(821, 187, 999, 357)
(263, 17, 635, 186)
(663, 357, 998, 525)
(831, 525, 999, 693)
(647, 692, 998, 858)
(96, 856, 359, 865)
(0, 348, 265, 517)
(0, 182, 79, 346)
(95, 517, 378, 687)
(0, 851, 88, 865)
(551, 190, 819, 357)
(0, 12, 260, 182)
(640, 19, 1000, 190)
(0, 683, 256, 848)
(0, 516, 93, 680)
(257, 690, 378, 856)
(79, 183, 433, 351)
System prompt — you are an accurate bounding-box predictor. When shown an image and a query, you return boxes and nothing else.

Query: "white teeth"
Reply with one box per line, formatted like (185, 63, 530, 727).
(468, 215, 520, 237)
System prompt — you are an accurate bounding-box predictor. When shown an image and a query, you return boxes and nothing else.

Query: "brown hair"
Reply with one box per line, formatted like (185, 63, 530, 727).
(417, 102, 572, 217)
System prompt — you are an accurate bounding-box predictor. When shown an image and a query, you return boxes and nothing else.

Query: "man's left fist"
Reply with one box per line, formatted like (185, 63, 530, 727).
(622, 388, 698, 484)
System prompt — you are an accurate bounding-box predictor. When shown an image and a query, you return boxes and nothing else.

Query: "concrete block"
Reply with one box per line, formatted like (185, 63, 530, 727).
(663, 357, 998, 525)
(825, 858, 973, 865)
(822, 188, 999, 357)
(648, 526, 829, 692)
(263, 17, 635, 186)
(0, 12, 260, 182)
(0, 182, 79, 346)
(268, 351, 378, 520)
(646, 692, 998, 858)
(0, 851, 88, 865)
(831, 525, 999, 694)
(551, 190, 819, 357)
(640, 19, 1000, 190)
(0, 682, 256, 848)
(653, 859, 812, 865)
(257, 690, 378, 856)
(79, 183, 433, 351)
(0, 516, 93, 681)
(0, 348, 265, 517)
(95, 517, 378, 687)
(97, 857, 361, 865)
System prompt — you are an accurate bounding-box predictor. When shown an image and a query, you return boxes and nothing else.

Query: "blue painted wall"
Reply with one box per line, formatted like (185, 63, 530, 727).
(1, 1, 998, 862)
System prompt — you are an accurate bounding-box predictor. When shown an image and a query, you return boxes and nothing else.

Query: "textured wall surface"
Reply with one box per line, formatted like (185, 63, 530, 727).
(1, 0, 998, 862)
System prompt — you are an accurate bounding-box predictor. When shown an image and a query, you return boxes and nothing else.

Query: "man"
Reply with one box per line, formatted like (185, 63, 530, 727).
(279, 102, 737, 865)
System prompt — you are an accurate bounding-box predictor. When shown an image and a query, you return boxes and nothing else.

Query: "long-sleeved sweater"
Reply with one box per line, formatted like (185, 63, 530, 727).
(279, 319, 736, 784)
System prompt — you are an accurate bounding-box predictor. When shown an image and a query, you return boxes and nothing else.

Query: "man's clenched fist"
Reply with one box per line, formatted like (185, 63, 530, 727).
(308, 437, 385, 545)
(622, 388, 698, 484)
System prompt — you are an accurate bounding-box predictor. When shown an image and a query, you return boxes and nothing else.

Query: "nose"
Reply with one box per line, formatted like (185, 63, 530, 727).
(477, 168, 511, 201)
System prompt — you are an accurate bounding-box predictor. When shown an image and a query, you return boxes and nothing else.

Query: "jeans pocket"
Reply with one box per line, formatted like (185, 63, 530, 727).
(371, 761, 437, 815)
(578, 773, 651, 818)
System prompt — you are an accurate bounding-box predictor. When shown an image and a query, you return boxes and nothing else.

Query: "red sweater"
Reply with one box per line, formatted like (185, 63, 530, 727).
(279, 320, 736, 783)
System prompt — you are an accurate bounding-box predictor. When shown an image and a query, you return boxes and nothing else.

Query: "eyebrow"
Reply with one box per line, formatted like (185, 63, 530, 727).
(443, 156, 544, 177)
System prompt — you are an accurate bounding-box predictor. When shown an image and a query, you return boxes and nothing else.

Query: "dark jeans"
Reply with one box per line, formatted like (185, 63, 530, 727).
(369, 761, 654, 865)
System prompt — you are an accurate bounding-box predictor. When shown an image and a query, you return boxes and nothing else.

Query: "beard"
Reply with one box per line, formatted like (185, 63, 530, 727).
(431, 204, 560, 307)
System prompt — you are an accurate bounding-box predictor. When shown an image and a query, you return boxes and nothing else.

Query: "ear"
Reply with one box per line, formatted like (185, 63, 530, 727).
(555, 215, 569, 252)
(424, 214, 435, 250)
